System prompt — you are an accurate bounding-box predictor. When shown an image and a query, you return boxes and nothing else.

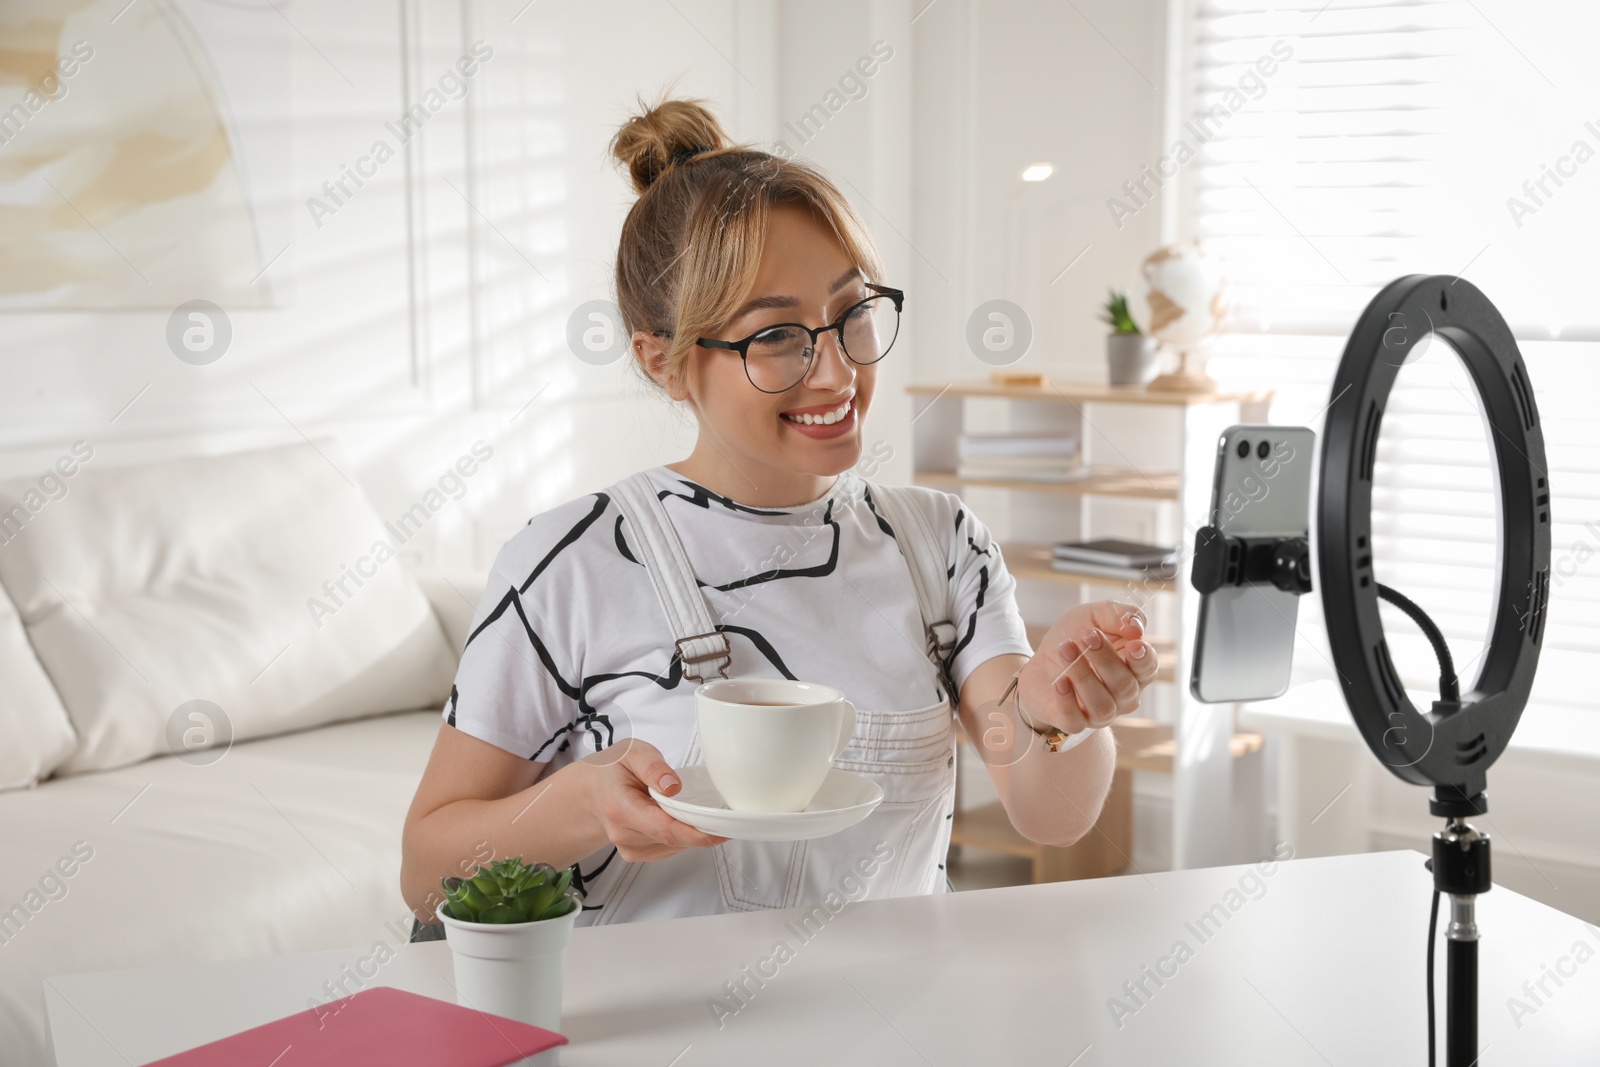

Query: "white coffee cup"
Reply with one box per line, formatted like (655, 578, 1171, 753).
(695, 679, 857, 813)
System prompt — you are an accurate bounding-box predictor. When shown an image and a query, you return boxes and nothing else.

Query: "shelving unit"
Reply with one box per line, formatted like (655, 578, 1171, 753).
(911, 377, 1273, 880)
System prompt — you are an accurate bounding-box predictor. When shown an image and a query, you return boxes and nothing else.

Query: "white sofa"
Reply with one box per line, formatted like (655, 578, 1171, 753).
(0, 441, 488, 1067)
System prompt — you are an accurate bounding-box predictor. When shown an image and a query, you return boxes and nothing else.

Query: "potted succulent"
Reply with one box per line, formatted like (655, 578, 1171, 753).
(435, 856, 580, 1033)
(1100, 289, 1158, 386)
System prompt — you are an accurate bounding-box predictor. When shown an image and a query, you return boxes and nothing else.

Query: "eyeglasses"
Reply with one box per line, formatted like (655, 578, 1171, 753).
(692, 283, 904, 394)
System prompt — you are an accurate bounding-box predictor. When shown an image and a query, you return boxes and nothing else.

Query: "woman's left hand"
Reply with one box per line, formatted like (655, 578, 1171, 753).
(1018, 600, 1160, 738)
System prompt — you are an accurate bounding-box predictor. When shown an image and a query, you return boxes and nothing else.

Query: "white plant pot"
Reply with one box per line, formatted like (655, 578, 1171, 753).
(438, 901, 579, 1039)
(1106, 332, 1159, 386)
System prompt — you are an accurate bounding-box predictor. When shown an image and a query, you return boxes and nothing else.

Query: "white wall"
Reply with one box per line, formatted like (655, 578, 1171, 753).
(0, 0, 787, 573)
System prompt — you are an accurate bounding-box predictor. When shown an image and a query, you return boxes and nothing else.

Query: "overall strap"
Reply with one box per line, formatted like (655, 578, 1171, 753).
(869, 482, 959, 707)
(607, 472, 732, 683)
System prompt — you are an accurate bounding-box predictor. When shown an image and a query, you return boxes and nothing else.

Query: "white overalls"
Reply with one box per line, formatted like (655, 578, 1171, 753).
(584, 470, 966, 925)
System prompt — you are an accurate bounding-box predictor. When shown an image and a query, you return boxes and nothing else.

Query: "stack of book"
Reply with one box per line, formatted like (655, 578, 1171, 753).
(1050, 539, 1178, 580)
(956, 433, 1083, 482)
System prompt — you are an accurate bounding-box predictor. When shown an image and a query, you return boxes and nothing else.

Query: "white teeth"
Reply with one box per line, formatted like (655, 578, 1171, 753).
(784, 398, 851, 426)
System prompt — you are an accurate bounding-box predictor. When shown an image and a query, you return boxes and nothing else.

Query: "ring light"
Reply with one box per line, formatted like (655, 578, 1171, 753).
(1312, 273, 1551, 1067)
(1317, 273, 1551, 812)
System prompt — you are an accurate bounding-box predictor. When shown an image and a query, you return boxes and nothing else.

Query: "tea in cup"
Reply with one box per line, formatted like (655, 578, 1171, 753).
(695, 679, 856, 812)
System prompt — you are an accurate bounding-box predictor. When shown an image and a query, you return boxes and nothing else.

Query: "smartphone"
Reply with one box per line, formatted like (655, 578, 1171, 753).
(1190, 425, 1316, 703)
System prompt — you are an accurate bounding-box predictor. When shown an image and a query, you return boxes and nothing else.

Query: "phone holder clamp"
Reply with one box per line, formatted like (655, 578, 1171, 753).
(1189, 526, 1313, 597)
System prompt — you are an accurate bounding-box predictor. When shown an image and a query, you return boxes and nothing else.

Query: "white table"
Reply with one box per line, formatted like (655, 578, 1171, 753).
(46, 851, 1600, 1066)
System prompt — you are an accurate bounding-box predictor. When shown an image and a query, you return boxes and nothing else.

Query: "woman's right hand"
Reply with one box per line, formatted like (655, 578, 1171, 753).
(583, 738, 729, 860)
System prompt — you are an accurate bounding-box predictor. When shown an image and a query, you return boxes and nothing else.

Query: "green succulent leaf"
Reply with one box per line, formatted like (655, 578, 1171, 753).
(459, 881, 492, 912)
(476, 903, 520, 924)
(517, 885, 556, 919)
(438, 883, 467, 921)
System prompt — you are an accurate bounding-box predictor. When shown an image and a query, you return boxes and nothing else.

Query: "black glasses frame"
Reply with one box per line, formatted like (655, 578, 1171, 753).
(690, 283, 905, 394)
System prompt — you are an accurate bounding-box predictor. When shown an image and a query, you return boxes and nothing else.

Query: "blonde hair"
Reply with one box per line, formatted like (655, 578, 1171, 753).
(607, 92, 886, 394)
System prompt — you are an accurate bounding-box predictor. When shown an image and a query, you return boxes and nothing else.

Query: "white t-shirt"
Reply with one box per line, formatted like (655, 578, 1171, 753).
(442, 463, 1034, 916)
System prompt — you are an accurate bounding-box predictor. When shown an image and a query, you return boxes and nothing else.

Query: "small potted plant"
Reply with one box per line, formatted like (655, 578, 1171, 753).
(435, 856, 580, 1033)
(1100, 289, 1158, 386)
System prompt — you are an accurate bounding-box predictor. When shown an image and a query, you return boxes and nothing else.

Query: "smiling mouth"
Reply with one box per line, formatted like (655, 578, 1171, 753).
(780, 397, 854, 426)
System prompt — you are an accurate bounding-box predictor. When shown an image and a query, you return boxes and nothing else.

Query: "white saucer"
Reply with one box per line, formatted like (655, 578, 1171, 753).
(649, 765, 883, 841)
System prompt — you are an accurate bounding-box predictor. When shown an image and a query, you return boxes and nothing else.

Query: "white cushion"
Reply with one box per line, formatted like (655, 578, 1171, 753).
(0, 709, 442, 1067)
(0, 440, 456, 775)
(413, 568, 492, 654)
(0, 579, 76, 790)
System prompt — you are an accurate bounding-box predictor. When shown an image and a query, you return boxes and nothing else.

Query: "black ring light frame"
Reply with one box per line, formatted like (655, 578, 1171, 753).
(1316, 273, 1551, 1067)
(1319, 273, 1551, 807)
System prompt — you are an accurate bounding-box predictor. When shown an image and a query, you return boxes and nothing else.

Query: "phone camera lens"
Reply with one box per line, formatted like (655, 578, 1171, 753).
(1257, 440, 1270, 459)
(1237, 439, 1251, 459)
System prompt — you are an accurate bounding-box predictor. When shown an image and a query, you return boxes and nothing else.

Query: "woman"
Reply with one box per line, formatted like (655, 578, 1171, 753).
(401, 96, 1158, 934)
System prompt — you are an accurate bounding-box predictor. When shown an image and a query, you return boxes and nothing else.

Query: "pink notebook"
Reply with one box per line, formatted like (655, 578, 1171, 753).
(141, 985, 567, 1066)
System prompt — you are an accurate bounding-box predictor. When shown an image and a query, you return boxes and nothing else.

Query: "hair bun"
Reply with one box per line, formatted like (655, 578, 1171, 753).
(609, 94, 730, 195)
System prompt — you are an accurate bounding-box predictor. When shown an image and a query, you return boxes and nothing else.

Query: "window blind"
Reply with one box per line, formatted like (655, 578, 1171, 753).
(1178, 1, 1600, 713)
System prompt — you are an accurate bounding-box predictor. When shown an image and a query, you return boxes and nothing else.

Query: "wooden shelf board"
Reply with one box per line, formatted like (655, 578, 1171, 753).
(908, 379, 1271, 407)
(1004, 541, 1177, 593)
(915, 467, 1179, 501)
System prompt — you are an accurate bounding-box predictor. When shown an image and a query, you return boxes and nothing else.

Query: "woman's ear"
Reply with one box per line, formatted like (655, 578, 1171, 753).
(632, 330, 683, 399)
